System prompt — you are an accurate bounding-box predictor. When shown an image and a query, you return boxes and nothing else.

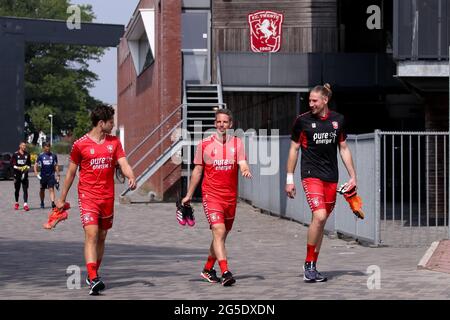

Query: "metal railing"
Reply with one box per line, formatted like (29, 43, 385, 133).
(125, 103, 187, 183)
(238, 134, 376, 244)
(127, 104, 186, 162)
(238, 131, 450, 247)
(377, 131, 450, 246)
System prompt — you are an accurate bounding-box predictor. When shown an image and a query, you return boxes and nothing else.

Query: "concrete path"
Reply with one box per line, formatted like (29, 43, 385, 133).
(1, 156, 449, 300)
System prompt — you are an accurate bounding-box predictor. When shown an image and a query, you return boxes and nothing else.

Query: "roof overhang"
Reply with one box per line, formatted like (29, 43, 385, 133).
(395, 61, 449, 93)
(396, 61, 449, 78)
(125, 8, 155, 75)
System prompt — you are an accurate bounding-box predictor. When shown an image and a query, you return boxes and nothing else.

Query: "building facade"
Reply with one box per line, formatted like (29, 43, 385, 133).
(117, 0, 449, 201)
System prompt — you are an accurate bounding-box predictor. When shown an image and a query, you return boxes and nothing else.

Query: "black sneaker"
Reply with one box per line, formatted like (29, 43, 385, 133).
(200, 268, 220, 283)
(315, 269, 328, 282)
(303, 262, 316, 283)
(85, 277, 91, 286)
(221, 271, 236, 286)
(51, 202, 56, 209)
(89, 277, 105, 295)
(40, 202, 45, 209)
(303, 262, 327, 283)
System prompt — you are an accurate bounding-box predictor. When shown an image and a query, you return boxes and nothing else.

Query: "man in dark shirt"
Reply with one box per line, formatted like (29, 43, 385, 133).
(11, 142, 31, 211)
(34, 142, 60, 209)
(285, 84, 358, 283)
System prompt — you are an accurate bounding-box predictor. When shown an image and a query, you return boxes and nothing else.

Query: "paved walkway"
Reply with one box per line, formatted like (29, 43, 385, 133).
(1, 156, 450, 300)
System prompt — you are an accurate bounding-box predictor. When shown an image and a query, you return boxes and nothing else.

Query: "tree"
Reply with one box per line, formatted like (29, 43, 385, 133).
(0, 0, 105, 139)
(74, 105, 92, 139)
(27, 103, 53, 134)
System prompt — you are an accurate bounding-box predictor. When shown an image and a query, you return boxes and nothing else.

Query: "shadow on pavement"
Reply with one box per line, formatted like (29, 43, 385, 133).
(0, 239, 205, 289)
(324, 270, 367, 280)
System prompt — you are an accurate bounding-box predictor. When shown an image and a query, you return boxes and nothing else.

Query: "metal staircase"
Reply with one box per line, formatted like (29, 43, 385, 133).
(185, 83, 223, 133)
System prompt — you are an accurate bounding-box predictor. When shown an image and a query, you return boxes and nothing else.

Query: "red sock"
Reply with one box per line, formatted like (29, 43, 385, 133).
(96, 259, 102, 272)
(204, 256, 216, 271)
(86, 263, 98, 280)
(313, 250, 320, 262)
(305, 244, 316, 263)
(218, 260, 228, 274)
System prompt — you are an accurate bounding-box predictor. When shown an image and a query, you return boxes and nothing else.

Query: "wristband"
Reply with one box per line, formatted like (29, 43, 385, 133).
(286, 173, 294, 185)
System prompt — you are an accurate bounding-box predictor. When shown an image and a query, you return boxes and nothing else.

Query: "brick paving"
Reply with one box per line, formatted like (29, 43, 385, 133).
(1, 155, 450, 300)
(423, 240, 450, 274)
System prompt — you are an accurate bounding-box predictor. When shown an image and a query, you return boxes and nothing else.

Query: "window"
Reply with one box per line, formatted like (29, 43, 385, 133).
(139, 33, 154, 72)
(126, 9, 155, 75)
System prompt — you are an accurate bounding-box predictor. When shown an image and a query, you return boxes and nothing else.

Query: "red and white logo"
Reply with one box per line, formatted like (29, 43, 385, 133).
(209, 213, 219, 223)
(312, 197, 320, 208)
(248, 11, 284, 53)
(332, 121, 339, 129)
(107, 145, 113, 153)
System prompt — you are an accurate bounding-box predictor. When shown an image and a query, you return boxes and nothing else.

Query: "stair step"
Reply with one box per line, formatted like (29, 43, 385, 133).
(187, 103, 222, 107)
(187, 97, 219, 100)
(188, 110, 217, 114)
(188, 117, 216, 120)
(188, 124, 215, 128)
(186, 84, 218, 87)
(186, 89, 218, 93)
(187, 101, 219, 104)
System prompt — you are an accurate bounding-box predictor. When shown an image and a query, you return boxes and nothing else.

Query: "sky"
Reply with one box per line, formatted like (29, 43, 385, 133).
(70, 0, 140, 104)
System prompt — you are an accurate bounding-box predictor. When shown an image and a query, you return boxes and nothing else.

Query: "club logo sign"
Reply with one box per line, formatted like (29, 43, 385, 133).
(248, 10, 284, 53)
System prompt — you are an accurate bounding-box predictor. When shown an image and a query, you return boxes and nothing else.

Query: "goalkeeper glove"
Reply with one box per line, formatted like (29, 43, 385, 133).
(337, 184, 365, 219)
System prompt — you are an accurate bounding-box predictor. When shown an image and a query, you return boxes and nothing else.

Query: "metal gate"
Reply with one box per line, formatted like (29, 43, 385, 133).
(377, 131, 450, 246)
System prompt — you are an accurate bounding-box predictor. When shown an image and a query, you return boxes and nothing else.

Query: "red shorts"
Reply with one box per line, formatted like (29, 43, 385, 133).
(203, 195, 237, 231)
(78, 196, 114, 230)
(302, 178, 337, 215)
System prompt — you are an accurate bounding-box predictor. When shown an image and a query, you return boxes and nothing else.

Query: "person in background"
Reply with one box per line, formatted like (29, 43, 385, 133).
(11, 142, 31, 211)
(34, 142, 60, 209)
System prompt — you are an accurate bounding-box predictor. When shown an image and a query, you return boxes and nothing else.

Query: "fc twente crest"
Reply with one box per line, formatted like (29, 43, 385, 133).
(248, 10, 284, 53)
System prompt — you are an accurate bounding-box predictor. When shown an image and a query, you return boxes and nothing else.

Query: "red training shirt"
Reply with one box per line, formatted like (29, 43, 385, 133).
(70, 134, 126, 199)
(194, 134, 246, 203)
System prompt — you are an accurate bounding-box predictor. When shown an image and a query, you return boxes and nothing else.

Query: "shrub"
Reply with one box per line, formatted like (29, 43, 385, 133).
(52, 141, 72, 154)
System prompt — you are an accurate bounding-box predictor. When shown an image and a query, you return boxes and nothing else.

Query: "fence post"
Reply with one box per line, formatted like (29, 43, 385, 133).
(375, 130, 381, 245)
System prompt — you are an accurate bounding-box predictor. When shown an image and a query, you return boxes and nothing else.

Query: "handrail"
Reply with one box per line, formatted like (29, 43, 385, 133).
(127, 103, 186, 159)
(131, 119, 184, 170)
(216, 54, 224, 109)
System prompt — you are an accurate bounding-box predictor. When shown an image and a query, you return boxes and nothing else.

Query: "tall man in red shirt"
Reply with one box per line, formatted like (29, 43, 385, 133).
(56, 104, 136, 295)
(286, 84, 358, 283)
(182, 109, 252, 286)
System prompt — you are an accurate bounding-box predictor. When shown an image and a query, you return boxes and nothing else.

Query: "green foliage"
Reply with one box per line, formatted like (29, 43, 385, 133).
(27, 103, 53, 133)
(0, 0, 105, 135)
(52, 141, 72, 154)
(27, 141, 72, 156)
(74, 105, 92, 139)
(26, 144, 41, 162)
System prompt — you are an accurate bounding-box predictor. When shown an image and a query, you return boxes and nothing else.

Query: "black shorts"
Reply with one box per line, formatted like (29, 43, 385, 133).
(40, 175, 56, 189)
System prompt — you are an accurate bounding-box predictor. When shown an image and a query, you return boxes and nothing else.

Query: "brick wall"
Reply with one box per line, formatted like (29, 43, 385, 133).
(117, 0, 182, 200)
